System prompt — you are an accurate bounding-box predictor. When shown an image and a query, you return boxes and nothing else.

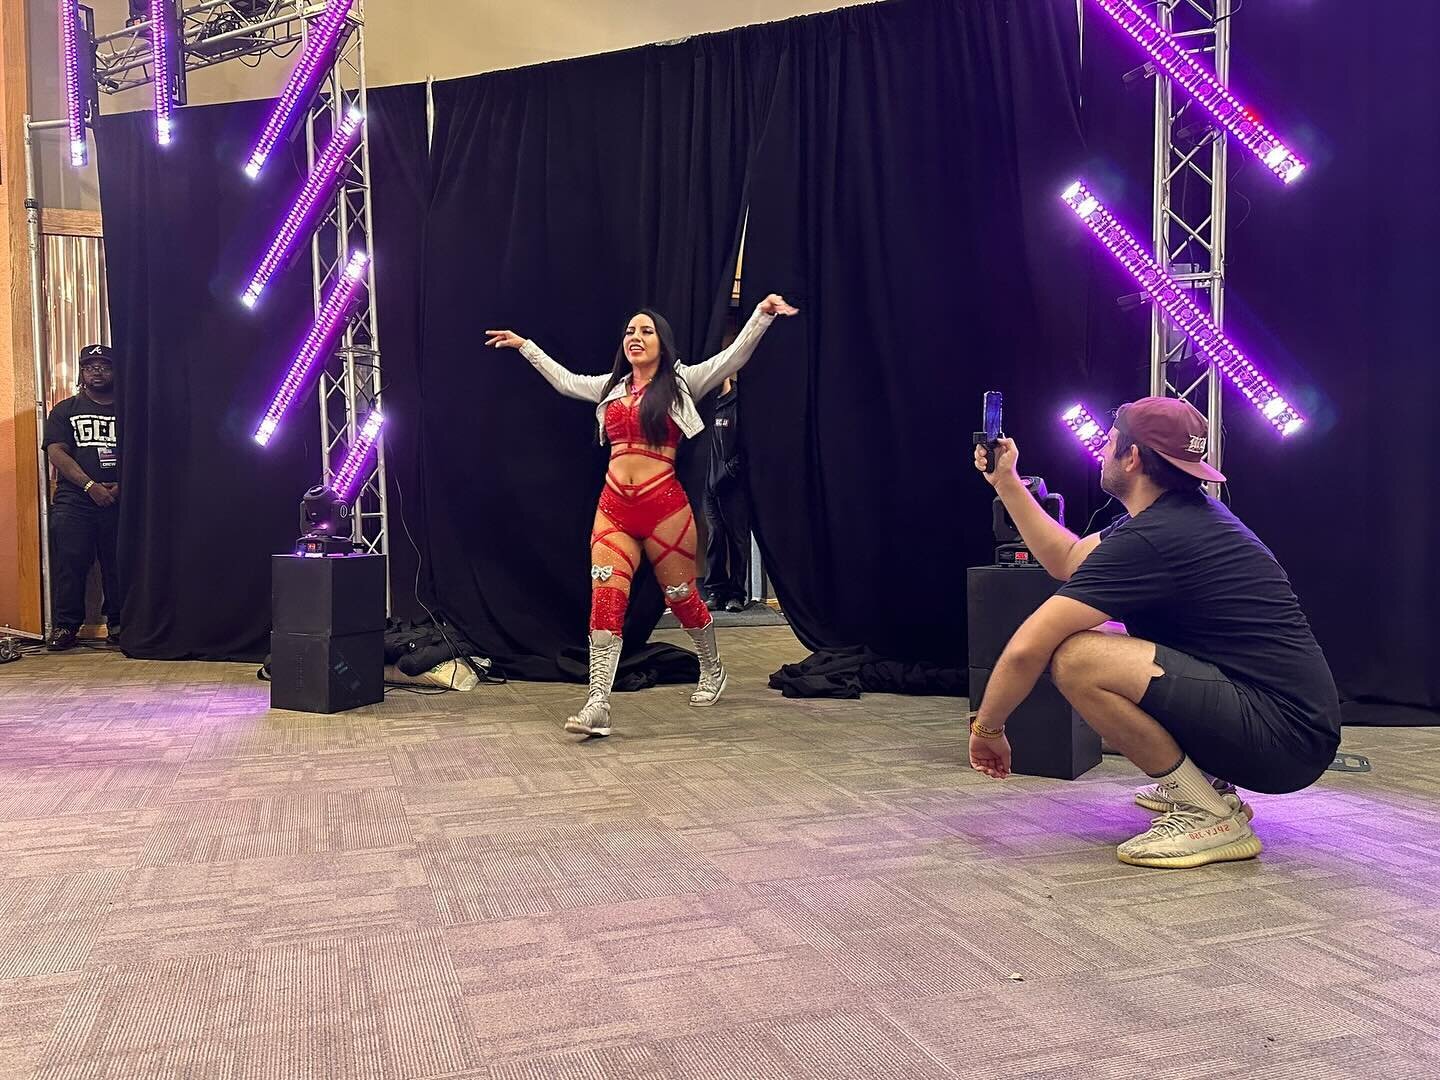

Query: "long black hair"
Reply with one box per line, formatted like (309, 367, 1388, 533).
(601, 308, 687, 446)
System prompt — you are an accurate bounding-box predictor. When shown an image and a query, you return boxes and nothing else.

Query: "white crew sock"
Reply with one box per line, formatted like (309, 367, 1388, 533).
(1149, 755, 1234, 817)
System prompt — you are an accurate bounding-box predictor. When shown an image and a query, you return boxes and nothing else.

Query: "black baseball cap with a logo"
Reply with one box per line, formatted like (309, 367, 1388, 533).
(78, 344, 117, 366)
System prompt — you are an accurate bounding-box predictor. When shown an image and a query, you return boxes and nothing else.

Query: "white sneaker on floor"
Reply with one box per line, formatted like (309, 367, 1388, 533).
(1135, 778, 1254, 822)
(1116, 801, 1262, 869)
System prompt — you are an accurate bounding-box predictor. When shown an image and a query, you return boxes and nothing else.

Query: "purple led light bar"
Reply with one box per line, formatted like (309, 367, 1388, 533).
(1091, 0, 1306, 184)
(243, 0, 356, 179)
(242, 107, 364, 308)
(254, 251, 370, 446)
(1061, 404, 1109, 463)
(1061, 180, 1304, 437)
(150, 0, 174, 146)
(331, 410, 385, 503)
(61, 0, 87, 166)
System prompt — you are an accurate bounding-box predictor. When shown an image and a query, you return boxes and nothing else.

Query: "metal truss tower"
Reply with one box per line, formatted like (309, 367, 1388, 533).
(93, 0, 388, 563)
(1149, 0, 1230, 481)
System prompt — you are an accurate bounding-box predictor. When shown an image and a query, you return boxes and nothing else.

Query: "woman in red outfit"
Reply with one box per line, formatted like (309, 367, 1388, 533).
(486, 294, 797, 736)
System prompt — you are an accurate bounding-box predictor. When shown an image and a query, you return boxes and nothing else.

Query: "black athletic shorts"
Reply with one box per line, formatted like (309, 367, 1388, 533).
(1140, 644, 1337, 795)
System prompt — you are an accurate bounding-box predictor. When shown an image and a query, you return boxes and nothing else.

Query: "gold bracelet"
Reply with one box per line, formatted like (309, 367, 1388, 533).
(969, 718, 1006, 740)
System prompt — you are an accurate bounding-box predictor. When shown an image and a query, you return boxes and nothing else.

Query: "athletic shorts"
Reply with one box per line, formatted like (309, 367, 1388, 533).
(1141, 644, 1338, 795)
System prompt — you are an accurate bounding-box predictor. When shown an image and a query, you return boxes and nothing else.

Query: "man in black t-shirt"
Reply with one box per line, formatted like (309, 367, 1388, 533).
(970, 397, 1340, 870)
(42, 344, 122, 651)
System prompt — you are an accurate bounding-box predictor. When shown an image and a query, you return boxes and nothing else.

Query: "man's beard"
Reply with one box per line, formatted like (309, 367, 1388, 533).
(1100, 461, 1129, 500)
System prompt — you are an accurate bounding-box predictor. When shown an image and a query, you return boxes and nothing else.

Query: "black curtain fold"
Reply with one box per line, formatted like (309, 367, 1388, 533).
(740, 0, 1090, 666)
(413, 34, 778, 676)
(98, 89, 428, 660)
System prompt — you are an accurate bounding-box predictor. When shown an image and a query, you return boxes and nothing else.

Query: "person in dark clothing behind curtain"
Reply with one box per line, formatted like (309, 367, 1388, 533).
(702, 374, 750, 612)
(43, 344, 122, 651)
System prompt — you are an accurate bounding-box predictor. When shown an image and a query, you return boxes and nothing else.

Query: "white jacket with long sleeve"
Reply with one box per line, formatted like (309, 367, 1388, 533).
(518, 305, 776, 443)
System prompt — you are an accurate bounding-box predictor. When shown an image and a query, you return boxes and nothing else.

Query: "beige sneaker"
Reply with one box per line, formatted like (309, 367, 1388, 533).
(1135, 778, 1254, 822)
(1117, 801, 1262, 869)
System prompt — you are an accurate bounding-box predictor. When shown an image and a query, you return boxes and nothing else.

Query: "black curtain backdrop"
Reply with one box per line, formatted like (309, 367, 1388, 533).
(1079, 3, 1440, 715)
(740, 0, 1091, 666)
(1226, 6, 1440, 715)
(97, 89, 427, 659)
(95, 2, 1437, 717)
(412, 33, 779, 676)
(364, 84, 432, 622)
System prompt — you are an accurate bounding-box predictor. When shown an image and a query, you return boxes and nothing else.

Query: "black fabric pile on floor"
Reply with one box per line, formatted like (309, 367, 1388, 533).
(769, 647, 967, 699)
(388, 615, 698, 689)
(383, 619, 495, 678)
(555, 643, 698, 692)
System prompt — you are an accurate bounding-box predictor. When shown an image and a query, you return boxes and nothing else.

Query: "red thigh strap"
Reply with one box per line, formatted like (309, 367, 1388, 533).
(648, 506, 696, 569)
(591, 524, 637, 583)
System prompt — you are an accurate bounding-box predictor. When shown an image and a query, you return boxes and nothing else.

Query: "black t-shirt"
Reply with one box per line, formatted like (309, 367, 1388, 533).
(43, 393, 119, 508)
(1057, 490, 1340, 746)
(708, 386, 741, 488)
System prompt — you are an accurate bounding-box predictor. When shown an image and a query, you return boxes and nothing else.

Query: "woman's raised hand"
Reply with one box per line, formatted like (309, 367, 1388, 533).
(758, 294, 799, 317)
(485, 329, 527, 350)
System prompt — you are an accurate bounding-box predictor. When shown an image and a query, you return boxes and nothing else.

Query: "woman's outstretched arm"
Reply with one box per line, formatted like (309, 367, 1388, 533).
(676, 294, 799, 399)
(486, 329, 610, 403)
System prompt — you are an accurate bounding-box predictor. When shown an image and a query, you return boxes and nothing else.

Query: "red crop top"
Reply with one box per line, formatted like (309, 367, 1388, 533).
(604, 388, 681, 449)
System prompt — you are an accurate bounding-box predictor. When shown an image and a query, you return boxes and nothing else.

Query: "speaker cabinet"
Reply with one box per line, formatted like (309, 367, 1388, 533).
(270, 554, 386, 714)
(966, 565, 1100, 780)
(272, 553, 386, 635)
(269, 630, 384, 714)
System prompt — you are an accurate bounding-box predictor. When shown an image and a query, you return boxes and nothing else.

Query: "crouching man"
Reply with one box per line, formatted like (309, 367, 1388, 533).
(971, 397, 1340, 869)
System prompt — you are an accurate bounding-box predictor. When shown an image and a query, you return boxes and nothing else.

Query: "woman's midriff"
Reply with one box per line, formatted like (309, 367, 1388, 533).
(605, 442, 678, 500)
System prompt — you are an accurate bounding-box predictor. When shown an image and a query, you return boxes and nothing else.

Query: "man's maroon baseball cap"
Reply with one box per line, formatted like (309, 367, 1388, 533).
(1115, 397, 1226, 483)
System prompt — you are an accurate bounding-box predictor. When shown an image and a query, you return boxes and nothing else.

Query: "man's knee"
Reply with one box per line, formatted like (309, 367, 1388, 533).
(1051, 631, 1163, 705)
(1049, 631, 1110, 693)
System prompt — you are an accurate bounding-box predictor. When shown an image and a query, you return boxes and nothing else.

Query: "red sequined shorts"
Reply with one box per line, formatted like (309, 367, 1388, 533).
(596, 473, 690, 541)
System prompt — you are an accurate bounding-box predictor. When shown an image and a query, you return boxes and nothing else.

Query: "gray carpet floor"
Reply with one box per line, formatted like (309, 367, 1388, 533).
(1, 625, 1436, 1079)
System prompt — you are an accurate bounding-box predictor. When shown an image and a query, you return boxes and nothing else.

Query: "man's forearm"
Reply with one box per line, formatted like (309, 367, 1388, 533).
(974, 643, 1051, 730)
(994, 474, 1082, 579)
(47, 446, 91, 489)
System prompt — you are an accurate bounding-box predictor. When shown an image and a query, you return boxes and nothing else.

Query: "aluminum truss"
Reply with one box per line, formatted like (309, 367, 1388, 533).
(94, 1, 327, 94)
(89, 0, 389, 572)
(305, 9, 388, 563)
(1149, 0, 1230, 481)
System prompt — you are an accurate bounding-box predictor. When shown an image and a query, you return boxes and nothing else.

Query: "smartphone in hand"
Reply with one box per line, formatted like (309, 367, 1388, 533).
(974, 391, 1003, 473)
